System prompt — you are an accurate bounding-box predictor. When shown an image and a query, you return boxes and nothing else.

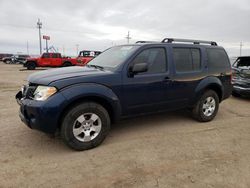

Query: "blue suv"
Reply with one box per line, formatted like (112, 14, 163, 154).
(16, 38, 232, 150)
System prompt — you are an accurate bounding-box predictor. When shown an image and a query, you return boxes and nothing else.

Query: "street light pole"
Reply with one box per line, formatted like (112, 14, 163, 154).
(240, 42, 243, 57)
(37, 19, 42, 55)
(76, 44, 79, 56)
(26, 41, 29, 55)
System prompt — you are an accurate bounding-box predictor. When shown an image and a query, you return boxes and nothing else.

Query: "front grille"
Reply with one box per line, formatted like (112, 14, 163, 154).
(22, 85, 37, 99)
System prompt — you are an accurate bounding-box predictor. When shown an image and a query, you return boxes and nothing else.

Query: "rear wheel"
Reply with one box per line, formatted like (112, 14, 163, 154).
(192, 90, 219, 122)
(26, 62, 36, 70)
(61, 102, 110, 150)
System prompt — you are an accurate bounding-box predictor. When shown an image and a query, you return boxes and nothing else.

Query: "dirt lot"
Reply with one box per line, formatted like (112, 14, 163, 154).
(0, 63, 250, 188)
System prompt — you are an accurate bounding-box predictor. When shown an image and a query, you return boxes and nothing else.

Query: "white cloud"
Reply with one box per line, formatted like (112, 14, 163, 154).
(0, 0, 249, 57)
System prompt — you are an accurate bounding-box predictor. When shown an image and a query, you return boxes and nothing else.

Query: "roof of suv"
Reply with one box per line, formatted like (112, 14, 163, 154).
(132, 38, 221, 48)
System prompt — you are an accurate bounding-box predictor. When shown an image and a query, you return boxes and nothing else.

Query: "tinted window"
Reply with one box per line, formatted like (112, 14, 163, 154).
(173, 48, 192, 72)
(207, 49, 230, 69)
(191, 49, 201, 71)
(42, 53, 50, 58)
(173, 48, 201, 72)
(132, 48, 167, 74)
(52, 53, 59, 58)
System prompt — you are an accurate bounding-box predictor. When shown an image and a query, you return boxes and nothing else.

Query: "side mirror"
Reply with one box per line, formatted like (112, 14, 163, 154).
(131, 63, 148, 75)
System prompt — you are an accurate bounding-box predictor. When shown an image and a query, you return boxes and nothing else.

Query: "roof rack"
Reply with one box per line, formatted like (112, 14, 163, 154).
(135, 41, 158, 44)
(161, 38, 217, 46)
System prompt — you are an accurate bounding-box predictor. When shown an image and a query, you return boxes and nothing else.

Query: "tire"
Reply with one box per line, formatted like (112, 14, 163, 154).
(27, 62, 36, 70)
(192, 90, 219, 122)
(61, 102, 110, 151)
(63, 62, 72, 67)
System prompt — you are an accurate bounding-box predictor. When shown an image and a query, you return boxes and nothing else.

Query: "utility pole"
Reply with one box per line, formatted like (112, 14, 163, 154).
(125, 31, 131, 44)
(76, 44, 79, 56)
(63, 45, 65, 56)
(26, 41, 29, 55)
(37, 18, 42, 55)
(240, 42, 243, 56)
(45, 39, 48, 53)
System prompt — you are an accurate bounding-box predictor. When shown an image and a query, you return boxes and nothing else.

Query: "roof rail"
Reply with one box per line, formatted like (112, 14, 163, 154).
(135, 41, 158, 44)
(161, 38, 217, 46)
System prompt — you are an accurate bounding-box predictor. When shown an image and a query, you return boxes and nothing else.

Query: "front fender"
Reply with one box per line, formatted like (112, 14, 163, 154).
(60, 83, 122, 120)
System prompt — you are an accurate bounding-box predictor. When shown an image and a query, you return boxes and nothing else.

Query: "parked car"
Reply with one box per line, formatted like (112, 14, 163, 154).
(232, 56, 250, 97)
(76, 50, 101, 66)
(3, 54, 30, 64)
(0, 53, 13, 61)
(16, 38, 232, 150)
(24, 53, 78, 70)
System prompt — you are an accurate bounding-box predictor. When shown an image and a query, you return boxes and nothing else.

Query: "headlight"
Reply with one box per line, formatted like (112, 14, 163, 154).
(33, 86, 57, 101)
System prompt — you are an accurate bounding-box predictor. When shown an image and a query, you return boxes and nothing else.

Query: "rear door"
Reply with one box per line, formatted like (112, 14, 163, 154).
(51, 53, 62, 66)
(171, 46, 205, 107)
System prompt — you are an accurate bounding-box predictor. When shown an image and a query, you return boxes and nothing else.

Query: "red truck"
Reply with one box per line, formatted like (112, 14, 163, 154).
(76, 50, 101, 66)
(24, 53, 78, 70)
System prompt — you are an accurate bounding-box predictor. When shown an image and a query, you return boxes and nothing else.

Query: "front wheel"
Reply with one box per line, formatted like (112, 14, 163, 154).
(192, 90, 219, 122)
(26, 62, 36, 70)
(60, 102, 110, 151)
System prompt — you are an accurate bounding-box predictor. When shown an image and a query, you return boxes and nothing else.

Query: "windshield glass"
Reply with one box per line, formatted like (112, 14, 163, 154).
(235, 58, 250, 69)
(88, 45, 139, 69)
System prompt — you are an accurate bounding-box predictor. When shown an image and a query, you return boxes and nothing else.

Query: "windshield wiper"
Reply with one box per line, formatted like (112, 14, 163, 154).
(87, 64, 104, 70)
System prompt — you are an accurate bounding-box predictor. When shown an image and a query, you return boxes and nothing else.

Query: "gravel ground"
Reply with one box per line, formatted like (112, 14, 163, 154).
(0, 63, 250, 188)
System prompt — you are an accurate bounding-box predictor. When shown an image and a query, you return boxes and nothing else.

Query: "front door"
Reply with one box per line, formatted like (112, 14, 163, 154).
(122, 46, 174, 116)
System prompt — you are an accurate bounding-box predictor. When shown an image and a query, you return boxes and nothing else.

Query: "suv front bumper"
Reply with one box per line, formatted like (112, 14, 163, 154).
(16, 91, 67, 134)
(232, 78, 250, 96)
(233, 85, 250, 96)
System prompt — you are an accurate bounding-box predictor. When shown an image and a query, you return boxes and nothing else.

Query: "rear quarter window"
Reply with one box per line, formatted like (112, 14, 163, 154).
(207, 48, 230, 69)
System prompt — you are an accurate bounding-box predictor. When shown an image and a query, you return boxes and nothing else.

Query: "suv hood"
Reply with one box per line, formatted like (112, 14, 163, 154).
(27, 66, 110, 85)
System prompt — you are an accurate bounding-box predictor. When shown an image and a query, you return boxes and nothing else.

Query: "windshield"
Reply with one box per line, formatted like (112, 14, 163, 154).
(88, 45, 139, 69)
(234, 58, 250, 69)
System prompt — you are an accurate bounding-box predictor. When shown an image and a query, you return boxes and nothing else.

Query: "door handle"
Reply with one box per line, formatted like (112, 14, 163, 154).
(163, 77, 172, 82)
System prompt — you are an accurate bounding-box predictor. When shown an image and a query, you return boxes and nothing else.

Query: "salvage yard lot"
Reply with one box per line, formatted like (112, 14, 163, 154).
(0, 63, 250, 188)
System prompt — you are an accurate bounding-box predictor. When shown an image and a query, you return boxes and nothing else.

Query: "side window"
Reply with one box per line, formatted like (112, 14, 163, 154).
(173, 48, 201, 72)
(173, 48, 192, 72)
(191, 49, 201, 71)
(131, 48, 167, 74)
(42, 53, 50, 58)
(52, 53, 58, 58)
(207, 48, 230, 69)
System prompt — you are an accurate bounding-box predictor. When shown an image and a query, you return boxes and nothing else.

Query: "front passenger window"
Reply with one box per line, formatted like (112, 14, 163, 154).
(131, 48, 167, 74)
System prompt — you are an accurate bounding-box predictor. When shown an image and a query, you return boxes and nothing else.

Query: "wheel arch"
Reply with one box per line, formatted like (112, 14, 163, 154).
(57, 84, 122, 130)
(191, 77, 224, 106)
(62, 61, 72, 66)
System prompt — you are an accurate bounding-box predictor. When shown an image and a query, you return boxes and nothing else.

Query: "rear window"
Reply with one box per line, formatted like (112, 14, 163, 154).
(207, 49, 230, 69)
